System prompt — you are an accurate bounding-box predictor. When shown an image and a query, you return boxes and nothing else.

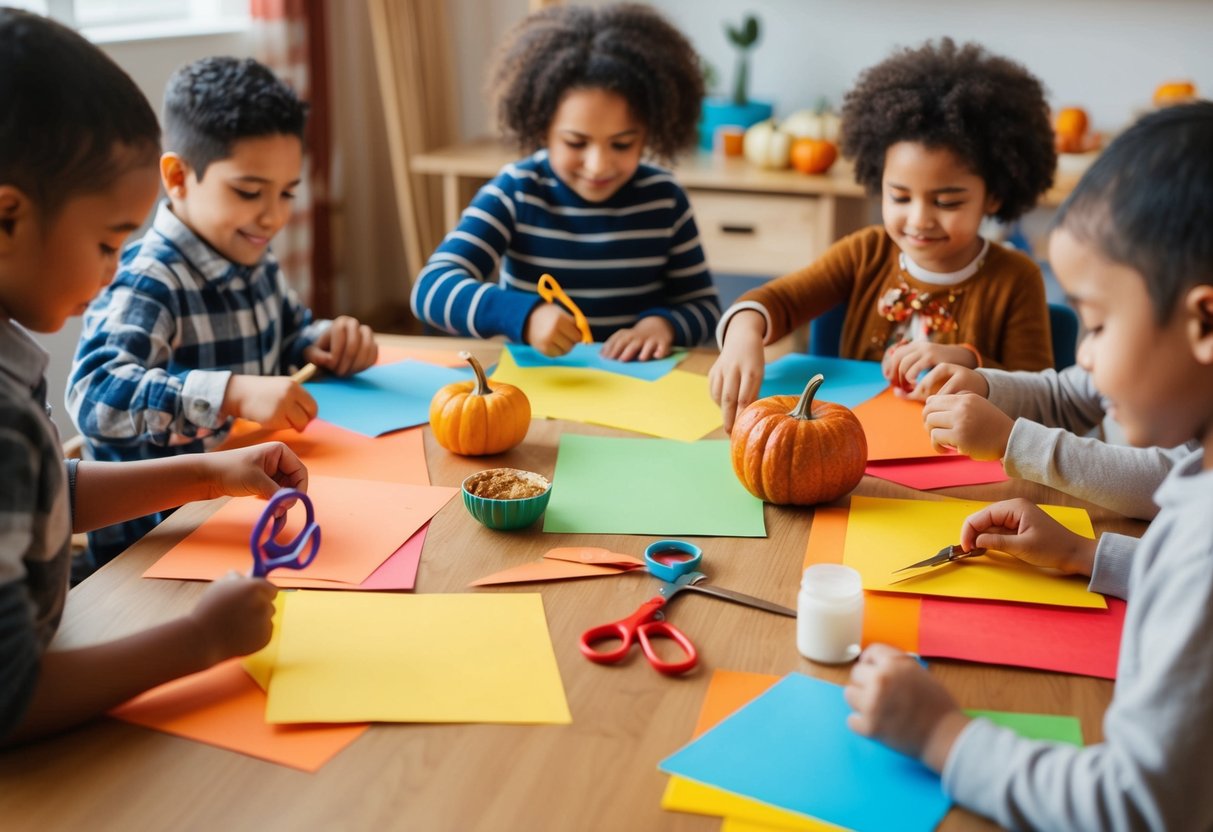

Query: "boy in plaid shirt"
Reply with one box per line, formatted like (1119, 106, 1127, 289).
(68, 57, 376, 571)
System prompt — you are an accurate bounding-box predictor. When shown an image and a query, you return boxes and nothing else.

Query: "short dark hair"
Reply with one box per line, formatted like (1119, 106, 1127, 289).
(0, 9, 160, 220)
(163, 56, 307, 180)
(489, 3, 704, 162)
(840, 38, 1056, 223)
(1053, 101, 1213, 323)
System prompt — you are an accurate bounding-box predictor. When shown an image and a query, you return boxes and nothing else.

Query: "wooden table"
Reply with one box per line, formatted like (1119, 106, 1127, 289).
(0, 336, 1141, 831)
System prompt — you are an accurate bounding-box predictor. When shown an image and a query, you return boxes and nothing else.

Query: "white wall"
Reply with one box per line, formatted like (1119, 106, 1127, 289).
(452, 0, 1213, 138)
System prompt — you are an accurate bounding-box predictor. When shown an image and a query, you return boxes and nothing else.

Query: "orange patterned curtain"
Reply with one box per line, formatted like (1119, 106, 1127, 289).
(249, 0, 333, 316)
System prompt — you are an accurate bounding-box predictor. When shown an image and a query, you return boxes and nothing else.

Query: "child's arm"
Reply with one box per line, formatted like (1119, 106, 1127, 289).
(67, 282, 232, 448)
(921, 392, 1015, 459)
(301, 315, 378, 377)
(3, 573, 275, 746)
(708, 309, 767, 434)
(411, 168, 538, 343)
(71, 442, 307, 533)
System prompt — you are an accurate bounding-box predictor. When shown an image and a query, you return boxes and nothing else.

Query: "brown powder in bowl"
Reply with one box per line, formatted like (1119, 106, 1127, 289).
(464, 468, 550, 500)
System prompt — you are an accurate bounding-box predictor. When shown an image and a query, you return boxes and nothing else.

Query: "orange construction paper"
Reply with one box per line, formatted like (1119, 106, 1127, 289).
(375, 345, 468, 367)
(691, 669, 781, 738)
(804, 506, 920, 652)
(219, 419, 429, 486)
(144, 475, 457, 585)
(851, 389, 941, 461)
(110, 659, 368, 772)
(470, 548, 645, 587)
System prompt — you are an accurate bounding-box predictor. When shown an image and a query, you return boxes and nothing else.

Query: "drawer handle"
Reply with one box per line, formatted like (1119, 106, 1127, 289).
(719, 223, 755, 235)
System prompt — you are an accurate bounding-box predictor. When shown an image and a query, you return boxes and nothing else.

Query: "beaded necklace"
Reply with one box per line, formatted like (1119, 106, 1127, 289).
(877, 244, 988, 341)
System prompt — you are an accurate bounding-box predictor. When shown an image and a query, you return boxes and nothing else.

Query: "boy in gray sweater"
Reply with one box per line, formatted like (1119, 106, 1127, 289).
(845, 102, 1213, 830)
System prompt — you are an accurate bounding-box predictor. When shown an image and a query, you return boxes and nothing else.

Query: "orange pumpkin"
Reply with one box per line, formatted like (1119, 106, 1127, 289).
(1154, 80, 1197, 107)
(730, 373, 867, 505)
(790, 138, 838, 175)
(430, 351, 531, 455)
(1053, 107, 1088, 142)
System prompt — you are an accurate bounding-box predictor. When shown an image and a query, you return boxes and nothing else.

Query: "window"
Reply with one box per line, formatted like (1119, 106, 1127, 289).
(8, 0, 248, 39)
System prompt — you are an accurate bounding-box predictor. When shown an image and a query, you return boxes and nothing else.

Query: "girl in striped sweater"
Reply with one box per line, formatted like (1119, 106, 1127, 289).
(412, 4, 720, 362)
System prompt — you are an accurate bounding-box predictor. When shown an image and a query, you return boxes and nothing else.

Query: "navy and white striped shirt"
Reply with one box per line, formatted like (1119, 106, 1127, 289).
(413, 151, 720, 346)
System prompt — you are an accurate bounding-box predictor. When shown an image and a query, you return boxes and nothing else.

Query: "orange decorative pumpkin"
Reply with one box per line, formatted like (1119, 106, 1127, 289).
(730, 373, 867, 505)
(1154, 80, 1197, 107)
(430, 351, 531, 455)
(1053, 107, 1089, 142)
(790, 138, 838, 175)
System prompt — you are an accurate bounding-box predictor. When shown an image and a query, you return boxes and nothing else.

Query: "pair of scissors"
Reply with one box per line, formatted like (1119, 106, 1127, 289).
(537, 273, 593, 344)
(891, 544, 988, 577)
(578, 539, 704, 675)
(643, 538, 796, 618)
(249, 488, 321, 578)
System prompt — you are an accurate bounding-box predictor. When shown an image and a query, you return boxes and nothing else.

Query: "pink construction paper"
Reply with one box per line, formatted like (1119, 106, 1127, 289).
(865, 456, 1010, 489)
(918, 595, 1125, 679)
(285, 523, 429, 591)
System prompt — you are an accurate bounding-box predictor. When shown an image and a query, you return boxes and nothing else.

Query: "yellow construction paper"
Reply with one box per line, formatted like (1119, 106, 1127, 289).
(264, 591, 572, 725)
(845, 496, 1104, 608)
(242, 593, 286, 691)
(490, 350, 721, 441)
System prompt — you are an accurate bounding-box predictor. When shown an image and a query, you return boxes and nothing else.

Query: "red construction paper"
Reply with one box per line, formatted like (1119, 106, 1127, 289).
(865, 456, 1009, 489)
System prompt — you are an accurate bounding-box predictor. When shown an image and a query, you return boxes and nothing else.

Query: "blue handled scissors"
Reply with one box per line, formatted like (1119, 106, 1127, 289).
(249, 488, 321, 578)
(579, 539, 703, 675)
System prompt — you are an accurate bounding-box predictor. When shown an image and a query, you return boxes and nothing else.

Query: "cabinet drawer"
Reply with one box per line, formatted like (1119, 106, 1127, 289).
(690, 191, 825, 276)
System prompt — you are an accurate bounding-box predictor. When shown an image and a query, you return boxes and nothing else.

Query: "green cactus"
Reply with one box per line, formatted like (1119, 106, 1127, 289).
(725, 14, 760, 106)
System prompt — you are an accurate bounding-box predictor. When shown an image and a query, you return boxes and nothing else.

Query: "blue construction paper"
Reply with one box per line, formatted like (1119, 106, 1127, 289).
(759, 355, 888, 409)
(506, 343, 686, 381)
(659, 673, 950, 832)
(304, 360, 476, 437)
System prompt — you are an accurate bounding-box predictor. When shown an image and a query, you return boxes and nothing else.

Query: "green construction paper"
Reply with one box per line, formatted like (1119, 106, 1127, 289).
(544, 435, 766, 537)
(966, 710, 1084, 746)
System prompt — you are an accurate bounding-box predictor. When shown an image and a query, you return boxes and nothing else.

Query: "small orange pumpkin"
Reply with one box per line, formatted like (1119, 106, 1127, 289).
(1153, 80, 1197, 107)
(790, 137, 838, 175)
(1053, 107, 1089, 142)
(430, 351, 531, 455)
(730, 373, 867, 505)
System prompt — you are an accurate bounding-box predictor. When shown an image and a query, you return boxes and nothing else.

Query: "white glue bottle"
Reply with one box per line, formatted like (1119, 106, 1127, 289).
(797, 564, 864, 664)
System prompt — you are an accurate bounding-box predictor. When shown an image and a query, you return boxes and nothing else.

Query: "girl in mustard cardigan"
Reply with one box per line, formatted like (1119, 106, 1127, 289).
(710, 39, 1057, 432)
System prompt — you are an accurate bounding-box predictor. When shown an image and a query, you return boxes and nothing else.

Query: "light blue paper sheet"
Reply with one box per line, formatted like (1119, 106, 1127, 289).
(304, 360, 476, 437)
(659, 673, 950, 832)
(759, 355, 888, 409)
(506, 343, 686, 381)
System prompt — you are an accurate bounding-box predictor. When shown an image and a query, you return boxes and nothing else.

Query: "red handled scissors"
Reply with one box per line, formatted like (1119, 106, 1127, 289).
(578, 595, 698, 675)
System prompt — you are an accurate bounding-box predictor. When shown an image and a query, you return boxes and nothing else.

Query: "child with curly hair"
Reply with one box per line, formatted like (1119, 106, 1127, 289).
(847, 101, 1213, 831)
(411, 4, 719, 362)
(710, 39, 1056, 431)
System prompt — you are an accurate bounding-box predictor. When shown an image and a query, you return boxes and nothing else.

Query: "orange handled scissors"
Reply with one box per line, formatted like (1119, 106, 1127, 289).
(579, 596, 698, 675)
(537, 273, 593, 344)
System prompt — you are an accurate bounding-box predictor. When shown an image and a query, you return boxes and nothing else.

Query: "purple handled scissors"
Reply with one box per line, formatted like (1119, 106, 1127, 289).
(249, 488, 321, 578)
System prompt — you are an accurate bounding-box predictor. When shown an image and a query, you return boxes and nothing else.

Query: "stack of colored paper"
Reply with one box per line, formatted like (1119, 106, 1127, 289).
(804, 500, 1124, 679)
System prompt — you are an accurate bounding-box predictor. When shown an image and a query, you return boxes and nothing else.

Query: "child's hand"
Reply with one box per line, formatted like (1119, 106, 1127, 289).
(200, 441, 308, 503)
(959, 498, 1098, 577)
(921, 392, 1013, 459)
(845, 644, 970, 772)
(907, 363, 990, 401)
(708, 311, 766, 434)
(189, 573, 278, 664)
(883, 342, 980, 394)
(304, 316, 378, 377)
(223, 375, 317, 432)
(601, 316, 675, 362)
(525, 303, 583, 357)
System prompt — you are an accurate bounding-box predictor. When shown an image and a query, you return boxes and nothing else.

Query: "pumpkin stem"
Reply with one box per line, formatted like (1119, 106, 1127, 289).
(460, 350, 493, 396)
(788, 373, 825, 420)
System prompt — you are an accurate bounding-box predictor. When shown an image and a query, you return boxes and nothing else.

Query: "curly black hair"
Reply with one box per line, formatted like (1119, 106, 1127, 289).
(488, 4, 704, 162)
(164, 56, 308, 181)
(0, 9, 159, 221)
(840, 38, 1055, 223)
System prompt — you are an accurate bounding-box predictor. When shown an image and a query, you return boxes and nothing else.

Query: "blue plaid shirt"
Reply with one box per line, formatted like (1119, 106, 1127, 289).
(65, 201, 327, 565)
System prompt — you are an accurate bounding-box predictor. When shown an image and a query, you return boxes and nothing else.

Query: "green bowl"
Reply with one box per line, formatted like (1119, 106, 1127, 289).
(461, 469, 552, 530)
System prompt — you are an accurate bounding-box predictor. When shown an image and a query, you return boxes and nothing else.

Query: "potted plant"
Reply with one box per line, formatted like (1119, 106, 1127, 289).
(698, 13, 774, 150)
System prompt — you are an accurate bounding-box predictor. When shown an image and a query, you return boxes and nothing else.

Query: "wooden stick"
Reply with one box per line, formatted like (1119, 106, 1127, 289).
(290, 363, 319, 384)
